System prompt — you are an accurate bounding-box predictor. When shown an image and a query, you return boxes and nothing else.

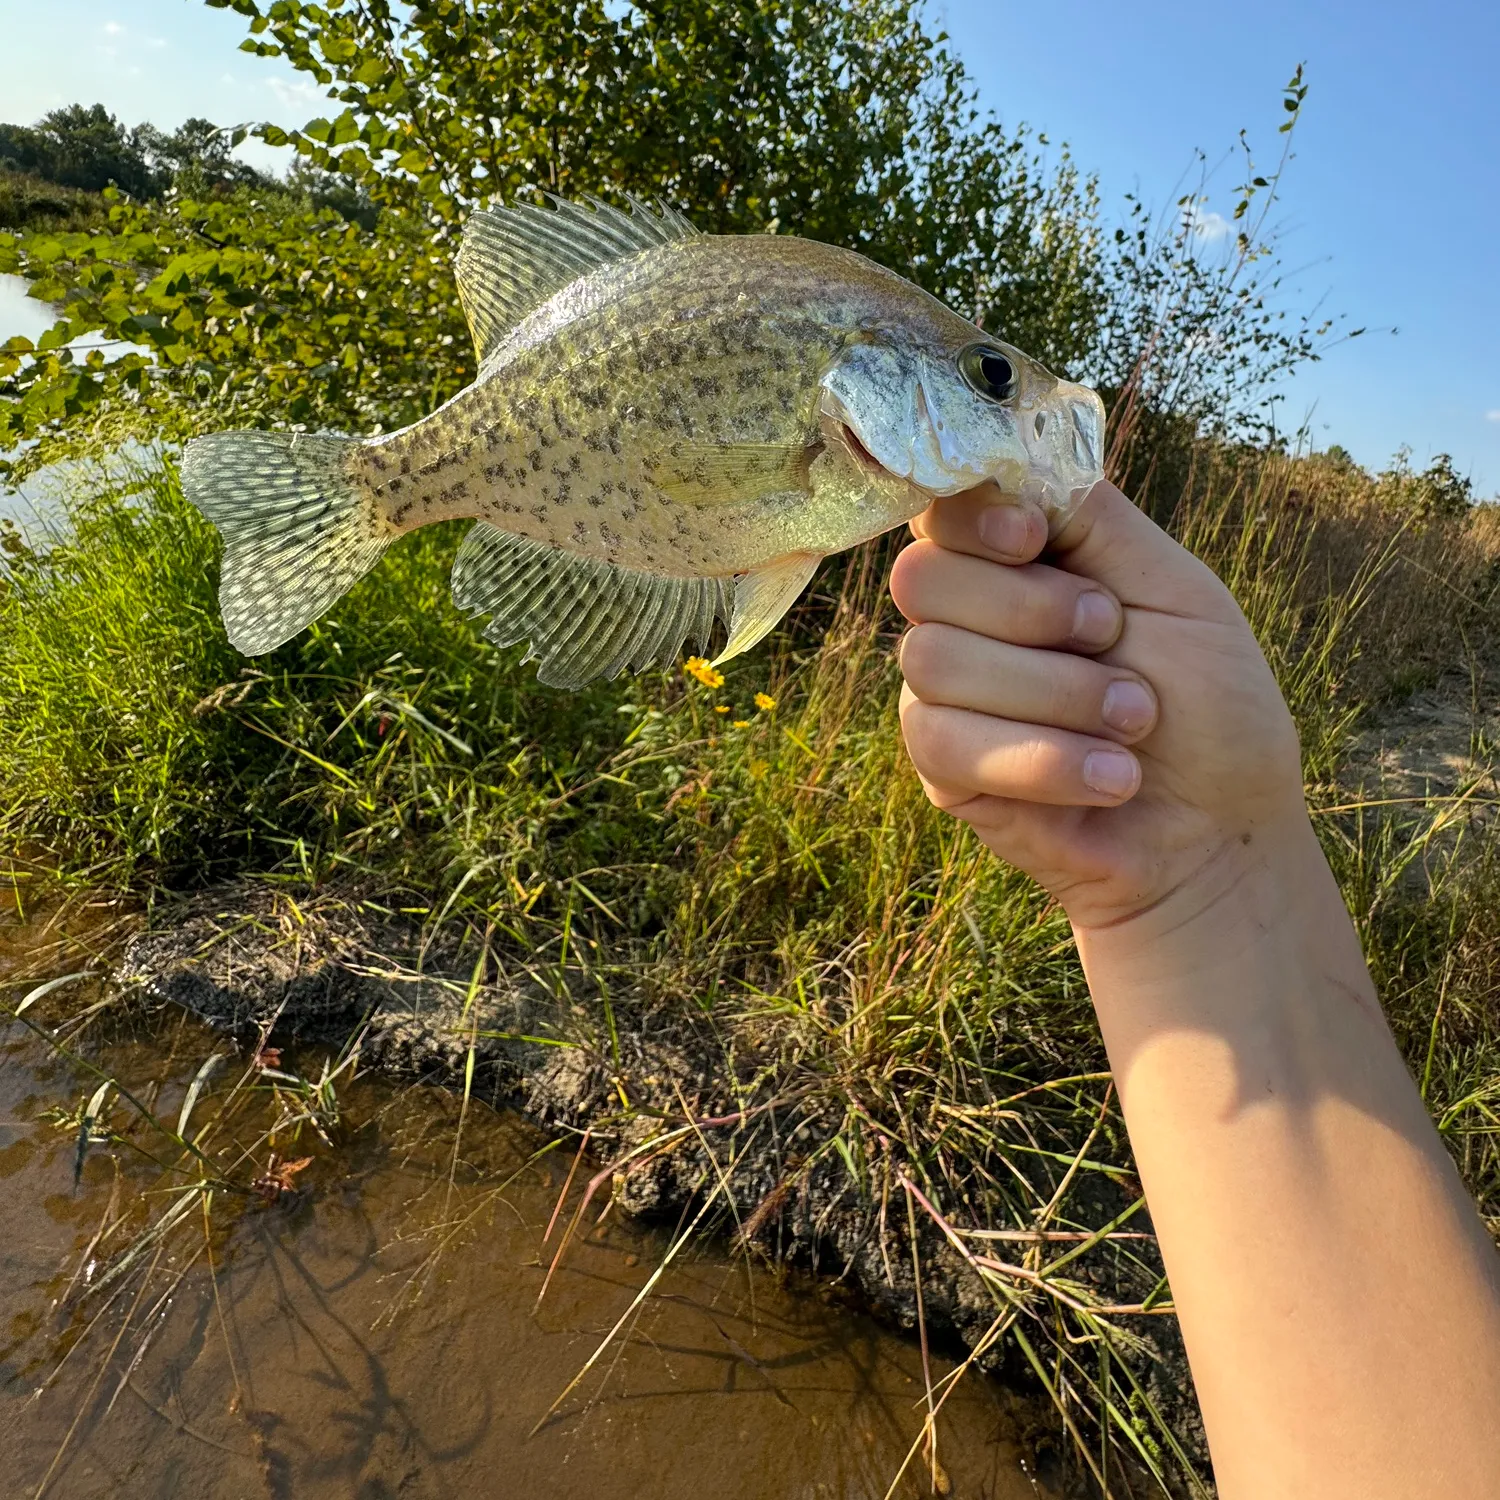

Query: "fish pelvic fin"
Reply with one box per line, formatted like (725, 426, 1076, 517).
(452, 523, 733, 690)
(181, 431, 389, 656)
(715, 552, 822, 667)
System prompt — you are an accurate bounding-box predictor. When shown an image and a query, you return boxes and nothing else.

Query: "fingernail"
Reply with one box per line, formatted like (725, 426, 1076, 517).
(1072, 591, 1119, 647)
(978, 505, 1031, 558)
(1083, 749, 1139, 799)
(1101, 679, 1155, 736)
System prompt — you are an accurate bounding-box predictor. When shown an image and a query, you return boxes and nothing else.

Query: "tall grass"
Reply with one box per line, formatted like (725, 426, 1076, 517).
(3, 448, 1499, 1492)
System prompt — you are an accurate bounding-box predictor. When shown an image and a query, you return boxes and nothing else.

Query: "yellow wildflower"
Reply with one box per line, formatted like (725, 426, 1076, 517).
(732, 719, 751, 728)
(714, 704, 730, 714)
(754, 692, 777, 711)
(683, 656, 725, 689)
(748, 758, 769, 779)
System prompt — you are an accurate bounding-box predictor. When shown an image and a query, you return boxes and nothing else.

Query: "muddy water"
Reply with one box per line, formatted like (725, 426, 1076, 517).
(0, 1005, 1060, 1498)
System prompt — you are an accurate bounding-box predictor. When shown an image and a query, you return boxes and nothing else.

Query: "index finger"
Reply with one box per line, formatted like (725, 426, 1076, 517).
(909, 480, 1050, 565)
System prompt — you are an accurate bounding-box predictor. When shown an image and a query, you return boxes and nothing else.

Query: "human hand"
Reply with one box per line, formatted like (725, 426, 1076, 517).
(889, 480, 1309, 932)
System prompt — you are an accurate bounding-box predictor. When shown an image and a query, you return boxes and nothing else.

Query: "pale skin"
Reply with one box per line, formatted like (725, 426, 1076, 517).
(889, 479, 1500, 1499)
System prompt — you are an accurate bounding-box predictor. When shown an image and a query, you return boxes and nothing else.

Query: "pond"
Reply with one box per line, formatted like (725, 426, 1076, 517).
(0, 273, 154, 539)
(0, 918, 1062, 1500)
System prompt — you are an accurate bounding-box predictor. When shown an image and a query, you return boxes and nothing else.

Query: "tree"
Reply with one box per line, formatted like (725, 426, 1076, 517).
(134, 117, 273, 194)
(223, 0, 1105, 363)
(1375, 448, 1474, 522)
(0, 104, 162, 200)
(0, 0, 1108, 478)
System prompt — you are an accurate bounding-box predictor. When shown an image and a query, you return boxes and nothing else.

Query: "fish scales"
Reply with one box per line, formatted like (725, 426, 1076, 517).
(356, 239, 895, 575)
(181, 196, 1107, 684)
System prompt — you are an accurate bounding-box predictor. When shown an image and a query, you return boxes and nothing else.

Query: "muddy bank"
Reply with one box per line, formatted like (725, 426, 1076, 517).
(115, 880, 1207, 1486)
(0, 1010, 1061, 1499)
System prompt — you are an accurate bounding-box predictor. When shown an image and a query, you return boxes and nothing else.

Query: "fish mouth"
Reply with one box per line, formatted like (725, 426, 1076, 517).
(837, 420, 881, 476)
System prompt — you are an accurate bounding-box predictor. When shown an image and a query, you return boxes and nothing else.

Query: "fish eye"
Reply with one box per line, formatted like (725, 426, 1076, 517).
(958, 345, 1018, 404)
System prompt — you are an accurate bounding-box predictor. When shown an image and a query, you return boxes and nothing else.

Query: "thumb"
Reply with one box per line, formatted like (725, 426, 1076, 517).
(1050, 481, 1234, 618)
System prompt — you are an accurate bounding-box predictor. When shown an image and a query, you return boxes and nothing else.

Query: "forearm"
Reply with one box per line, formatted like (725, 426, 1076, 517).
(1076, 818, 1500, 1500)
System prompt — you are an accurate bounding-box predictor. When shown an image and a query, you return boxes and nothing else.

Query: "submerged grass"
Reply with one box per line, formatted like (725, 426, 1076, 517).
(3, 446, 1499, 1494)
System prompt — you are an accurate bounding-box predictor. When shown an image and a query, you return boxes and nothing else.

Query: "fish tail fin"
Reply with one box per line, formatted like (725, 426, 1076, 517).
(180, 430, 390, 655)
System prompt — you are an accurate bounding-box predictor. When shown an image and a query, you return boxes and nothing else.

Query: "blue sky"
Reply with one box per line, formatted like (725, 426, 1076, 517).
(2, 0, 1497, 493)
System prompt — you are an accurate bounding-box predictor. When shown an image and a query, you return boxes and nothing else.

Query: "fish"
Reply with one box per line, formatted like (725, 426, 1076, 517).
(181, 196, 1106, 690)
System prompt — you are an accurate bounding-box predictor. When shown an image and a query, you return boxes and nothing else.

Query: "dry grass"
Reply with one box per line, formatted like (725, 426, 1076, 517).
(3, 441, 1499, 1495)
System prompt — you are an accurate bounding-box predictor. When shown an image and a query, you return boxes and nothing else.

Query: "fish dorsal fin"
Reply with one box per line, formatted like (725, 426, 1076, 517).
(452, 522, 732, 689)
(456, 195, 699, 365)
(715, 552, 822, 666)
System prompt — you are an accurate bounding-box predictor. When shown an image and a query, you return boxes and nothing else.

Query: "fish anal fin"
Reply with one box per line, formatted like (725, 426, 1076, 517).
(457, 196, 698, 366)
(715, 552, 822, 666)
(646, 440, 814, 507)
(452, 523, 733, 690)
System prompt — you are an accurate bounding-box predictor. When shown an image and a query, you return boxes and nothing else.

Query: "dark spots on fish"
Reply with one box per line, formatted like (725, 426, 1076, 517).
(691, 374, 721, 399)
(529, 503, 550, 524)
(735, 367, 761, 393)
(600, 479, 616, 496)
(392, 501, 413, 525)
(370, 452, 388, 473)
(572, 520, 589, 544)
(578, 383, 608, 412)
(400, 455, 411, 475)
(528, 449, 543, 472)
(567, 453, 582, 474)
(599, 521, 621, 547)
(587, 491, 605, 508)
(389, 477, 404, 495)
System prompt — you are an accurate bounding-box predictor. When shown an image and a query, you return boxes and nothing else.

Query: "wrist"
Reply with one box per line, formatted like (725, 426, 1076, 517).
(1071, 813, 1359, 1014)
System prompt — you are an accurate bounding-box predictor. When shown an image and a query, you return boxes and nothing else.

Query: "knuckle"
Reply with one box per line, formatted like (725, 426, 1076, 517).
(1016, 731, 1078, 790)
(901, 701, 963, 777)
(1013, 566, 1078, 642)
(1045, 662, 1098, 728)
(888, 541, 942, 620)
(899, 623, 957, 699)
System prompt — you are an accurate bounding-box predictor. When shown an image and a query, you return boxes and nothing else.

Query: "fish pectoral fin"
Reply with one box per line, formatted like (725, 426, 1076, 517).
(646, 440, 814, 507)
(457, 195, 698, 367)
(715, 552, 822, 666)
(452, 523, 733, 690)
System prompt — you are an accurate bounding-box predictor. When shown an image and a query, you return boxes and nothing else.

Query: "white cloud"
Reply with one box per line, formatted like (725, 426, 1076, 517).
(103, 20, 123, 34)
(1187, 205, 1232, 242)
(147, 36, 167, 49)
(1486, 410, 1500, 423)
(267, 75, 328, 111)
